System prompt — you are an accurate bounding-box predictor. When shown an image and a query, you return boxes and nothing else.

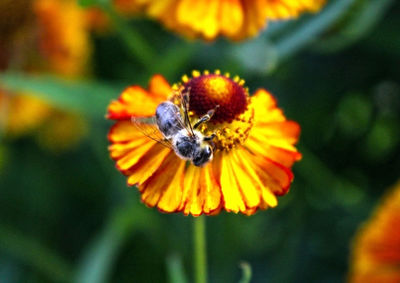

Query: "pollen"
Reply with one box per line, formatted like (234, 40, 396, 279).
(182, 70, 248, 123)
(199, 106, 254, 151)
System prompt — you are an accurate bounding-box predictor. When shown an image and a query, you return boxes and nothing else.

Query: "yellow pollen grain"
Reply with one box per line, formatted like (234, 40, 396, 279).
(192, 70, 201, 77)
(181, 74, 189, 83)
(196, 106, 255, 151)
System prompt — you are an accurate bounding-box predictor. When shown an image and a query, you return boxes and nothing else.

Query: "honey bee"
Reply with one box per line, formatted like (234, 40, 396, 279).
(132, 89, 217, 167)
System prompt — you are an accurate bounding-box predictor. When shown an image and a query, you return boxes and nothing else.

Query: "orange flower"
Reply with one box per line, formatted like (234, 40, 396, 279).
(348, 181, 400, 283)
(114, 0, 326, 40)
(107, 70, 302, 216)
(0, 0, 97, 148)
(34, 0, 91, 77)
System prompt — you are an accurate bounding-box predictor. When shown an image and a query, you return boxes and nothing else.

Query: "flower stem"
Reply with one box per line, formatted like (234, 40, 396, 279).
(193, 216, 207, 283)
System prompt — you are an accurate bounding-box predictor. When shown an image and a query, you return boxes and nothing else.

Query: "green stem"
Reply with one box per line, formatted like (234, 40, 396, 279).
(193, 216, 207, 283)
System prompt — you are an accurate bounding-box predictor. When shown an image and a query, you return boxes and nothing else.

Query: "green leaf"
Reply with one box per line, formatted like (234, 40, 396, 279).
(0, 72, 123, 118)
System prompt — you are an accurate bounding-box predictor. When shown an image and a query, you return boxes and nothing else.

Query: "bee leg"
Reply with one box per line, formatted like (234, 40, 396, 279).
(193, 105, 219, 129)
(203, 133, 216, 141)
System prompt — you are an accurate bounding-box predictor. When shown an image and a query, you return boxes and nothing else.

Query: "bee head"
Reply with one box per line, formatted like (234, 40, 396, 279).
(192, 144, 213, 167)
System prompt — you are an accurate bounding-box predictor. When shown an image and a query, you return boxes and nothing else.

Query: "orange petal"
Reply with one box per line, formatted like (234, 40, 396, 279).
(107, 86, 159, 119)
(127, 144, 172, 186)
(177, 0, 217, 38)
(219, 0, 243, 37)
(251, 88, 286, 123)
(246, 137, 301, 167)
(230, 151, 261, 209)
(242, 149, 293, 196)
(180, 163, 222, 216)
(108, 120, 148, 143)
(234, 148, 278, 209)
(201, 163, 222, 214)
(249, 121, 301, 152)
(115, 140, 157, 171)
(109, 136, 152, 160)
(181, 165, 203, 216)
(140, 153, 185, 211)
(217, 152, 246, 213)
(148, 74, 173, 101)
(233, 0, 268, 40)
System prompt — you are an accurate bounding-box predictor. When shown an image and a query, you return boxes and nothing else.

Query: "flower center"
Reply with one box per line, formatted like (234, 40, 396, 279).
(183, 73, 248, 123)
(174, 70, 254, 151)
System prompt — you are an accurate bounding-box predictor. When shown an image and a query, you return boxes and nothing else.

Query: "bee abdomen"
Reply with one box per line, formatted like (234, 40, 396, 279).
(156, 101, 183, 138)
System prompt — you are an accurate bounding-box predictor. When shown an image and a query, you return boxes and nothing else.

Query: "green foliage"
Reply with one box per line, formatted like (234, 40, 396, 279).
(1, 0, 400, 283)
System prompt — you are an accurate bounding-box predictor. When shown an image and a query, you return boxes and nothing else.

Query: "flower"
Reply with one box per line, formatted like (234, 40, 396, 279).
(0, 0, 95, 149)
(33, 0, 91, 77)
(113, 0, 326, 40)
(348, 181, 400, 283)
(107, 70, 302, 216)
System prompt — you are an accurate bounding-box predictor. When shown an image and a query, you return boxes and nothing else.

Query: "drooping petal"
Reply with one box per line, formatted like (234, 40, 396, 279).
(180, 163, 222, 216)
(107, 74, 172, 119)
(349, 181, 400, 283)
(114, 0, 325, 40)
(140, 153, 186, 211)
(240, 148, 293, 196)
(181, 164, 203, 216)
(219, 0, 243, 37)
(229, 150, 261, 209)
(246, 88, 302, 167)
(232, 0, 269, 40)
(148, 74, 173, 101)
(252, 88, 286, 123)
(108, 120, 147, 143)
(126, 144, 172, 186)
(233, 148, 278, 209)
(107, 86, 161, 119)
(216, 152, 247, 213)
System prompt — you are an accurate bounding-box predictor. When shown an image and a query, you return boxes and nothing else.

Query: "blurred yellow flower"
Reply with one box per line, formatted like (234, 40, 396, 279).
(34, 0, 91, 77)
(0, 0, 95, 150)
(114, 0, 326, 40)
(348, 181, 400, 283)
(107, 70, 302, 216)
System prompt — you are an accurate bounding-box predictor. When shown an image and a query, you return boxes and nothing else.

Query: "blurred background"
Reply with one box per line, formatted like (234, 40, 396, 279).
(0, 0, 399, 282)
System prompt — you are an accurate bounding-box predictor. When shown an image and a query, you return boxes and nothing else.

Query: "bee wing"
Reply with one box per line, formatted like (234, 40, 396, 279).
(131, 117, 174, 149)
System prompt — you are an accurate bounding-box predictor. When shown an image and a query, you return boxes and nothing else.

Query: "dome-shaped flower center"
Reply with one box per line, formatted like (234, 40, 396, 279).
(174, 71, 254, 151)
(183, 74, 248, 123)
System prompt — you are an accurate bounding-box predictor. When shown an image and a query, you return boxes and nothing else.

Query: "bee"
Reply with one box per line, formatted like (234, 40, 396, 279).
(132, 89, 218, 167)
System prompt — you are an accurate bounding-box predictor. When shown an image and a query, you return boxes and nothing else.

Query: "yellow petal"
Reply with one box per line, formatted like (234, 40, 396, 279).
(230, 150, 261, 209)
(219, 0, 243, 37)
(181, 165, 203, 216)
(217, 152, 246, 213)
(201, 163, 222, 214)
(140, 153, 185, 210)
(115, 139, 157, 171)
(127, 144, 172, 186)
(107, 86, 160, 119)
(235, 149, 278, 208)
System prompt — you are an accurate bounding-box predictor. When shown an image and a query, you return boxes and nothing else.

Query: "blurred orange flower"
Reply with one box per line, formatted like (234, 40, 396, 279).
(107, 70, 302, 216)
(348, 181, 400, 283)
(114, 0, 326, 40)
(0, 0, 95, 150)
